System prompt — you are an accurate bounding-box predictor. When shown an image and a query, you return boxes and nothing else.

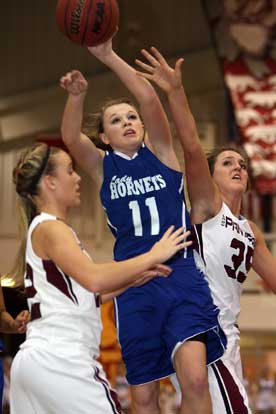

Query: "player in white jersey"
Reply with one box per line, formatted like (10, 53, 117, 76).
(136, 47, 276, 414)
(10, 143, 191, 414)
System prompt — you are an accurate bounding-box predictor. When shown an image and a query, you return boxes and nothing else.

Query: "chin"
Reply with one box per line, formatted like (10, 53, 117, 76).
(73, 197, 81, 207)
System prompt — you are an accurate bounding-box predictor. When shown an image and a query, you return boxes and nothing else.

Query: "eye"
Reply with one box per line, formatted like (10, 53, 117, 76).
(240, 163, 247, 170)
(128, 113, 138, 120)
(223, 160, 231, 166)
(111, 116, 120, 124)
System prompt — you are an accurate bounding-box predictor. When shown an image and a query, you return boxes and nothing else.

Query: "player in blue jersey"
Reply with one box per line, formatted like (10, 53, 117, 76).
(60, 38, 226, 414)
(136, 46, 276, 414)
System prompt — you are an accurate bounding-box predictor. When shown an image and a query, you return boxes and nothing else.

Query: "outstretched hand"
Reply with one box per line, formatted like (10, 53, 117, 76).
(150, 225, 192, 264)
(60, 70, 88, 96)
(135, 47, 184, 94)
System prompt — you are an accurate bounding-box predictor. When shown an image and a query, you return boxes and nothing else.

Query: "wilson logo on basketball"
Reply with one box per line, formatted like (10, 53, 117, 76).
(70, 0, 85, 35)
(92, 2, 105, 34)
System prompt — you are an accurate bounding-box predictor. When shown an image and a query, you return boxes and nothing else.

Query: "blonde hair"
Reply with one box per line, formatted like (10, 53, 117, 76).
(9, 143, 61, 286)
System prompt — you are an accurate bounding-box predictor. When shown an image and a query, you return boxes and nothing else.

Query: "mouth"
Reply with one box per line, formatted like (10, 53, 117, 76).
(232, 174, 241, 180)
(123, 128, 136, 137)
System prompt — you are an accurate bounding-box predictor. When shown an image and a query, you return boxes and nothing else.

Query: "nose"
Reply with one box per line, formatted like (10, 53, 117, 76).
(234, 162, 241, 171)
(75, 172, 81, 183)
(123, 118, 132, 127)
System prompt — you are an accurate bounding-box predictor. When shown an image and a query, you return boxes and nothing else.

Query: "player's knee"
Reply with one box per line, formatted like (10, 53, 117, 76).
(131, 385, 159, 409)
(186, 373, 209, 397)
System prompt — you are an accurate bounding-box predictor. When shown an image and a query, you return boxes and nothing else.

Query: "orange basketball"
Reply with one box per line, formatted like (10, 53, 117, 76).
(56, 0, 119, 46)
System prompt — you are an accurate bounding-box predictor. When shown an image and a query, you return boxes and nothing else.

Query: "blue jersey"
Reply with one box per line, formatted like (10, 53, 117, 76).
(100, 144, 192, 261)
(100, 144, 226, 385)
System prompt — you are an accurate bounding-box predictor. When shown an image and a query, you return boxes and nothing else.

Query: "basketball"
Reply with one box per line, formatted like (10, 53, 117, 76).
(56, 0, 119, 47)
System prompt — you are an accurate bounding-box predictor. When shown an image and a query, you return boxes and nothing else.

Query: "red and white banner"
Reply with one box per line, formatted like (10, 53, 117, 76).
(204, 0, 276, 195)
(224, 59, 276, 194)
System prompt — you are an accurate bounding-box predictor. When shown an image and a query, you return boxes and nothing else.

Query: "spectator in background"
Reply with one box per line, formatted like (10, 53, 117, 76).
(0, 280, 29, 414)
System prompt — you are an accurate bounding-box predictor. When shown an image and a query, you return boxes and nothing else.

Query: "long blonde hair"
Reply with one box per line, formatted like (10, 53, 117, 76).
(6, 143, 61, 287)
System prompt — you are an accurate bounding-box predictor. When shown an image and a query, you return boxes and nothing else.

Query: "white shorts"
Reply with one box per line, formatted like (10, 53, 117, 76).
(208, 358, 251, 414)
(170, 334, 252, 414)
(10, 346, 122, 414)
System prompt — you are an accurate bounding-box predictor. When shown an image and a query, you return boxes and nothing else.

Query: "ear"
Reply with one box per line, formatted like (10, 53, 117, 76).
(43, 175, 56, 191)
(99, 132, 110, 145)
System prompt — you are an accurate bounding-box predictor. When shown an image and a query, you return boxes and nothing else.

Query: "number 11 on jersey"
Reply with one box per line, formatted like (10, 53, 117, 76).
(129, 197, 160, 236)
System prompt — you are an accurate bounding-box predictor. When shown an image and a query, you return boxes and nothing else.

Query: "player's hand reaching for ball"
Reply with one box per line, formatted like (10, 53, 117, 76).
(60, 70, 88, 96)
(88, 37, 113, 60)
(88, 27, 118, 61)
(135, 47, 184, 95)
(150, 226, 192, 264)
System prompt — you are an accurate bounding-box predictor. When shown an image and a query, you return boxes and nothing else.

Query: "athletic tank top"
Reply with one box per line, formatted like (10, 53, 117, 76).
(23, 212, 102, 358)
(193, 202, 256, 335)
(100, 144, 192, 261)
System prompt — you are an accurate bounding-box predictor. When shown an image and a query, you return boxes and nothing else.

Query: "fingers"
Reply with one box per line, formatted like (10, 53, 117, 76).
(135, 58, 155, 73)
(154, 264, 171, 273)
(175, 58, 184, 76)
(16, 310, 30, 323)
(161, 225, 175, 240)
(59, 70, 87, 94)
(150, 47, 167, 65)
(179, 239, 193, 250)
(134, 265, 172, 286)
(136, 70, 153, 81)
(21, 310, 31, 322)
(140, 48, 160, 67)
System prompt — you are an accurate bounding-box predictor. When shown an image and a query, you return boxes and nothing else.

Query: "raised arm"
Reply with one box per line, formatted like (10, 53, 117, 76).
(88, 40, 179, 170)
(136, 47, 221, 223)
(36, 220, 191, 294)
(250, 221, 276, 293)
(60, 70, 104, 186)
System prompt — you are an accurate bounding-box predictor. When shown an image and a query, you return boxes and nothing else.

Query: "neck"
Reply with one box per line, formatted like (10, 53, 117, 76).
(113, 143, 142, 158)
(37, 201, 68, 222)
(221, 193, 242, 217)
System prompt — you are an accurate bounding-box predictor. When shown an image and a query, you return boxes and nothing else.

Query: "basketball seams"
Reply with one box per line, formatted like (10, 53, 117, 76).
(56, 0, 119, 46)
(96, 0, 113, 45)
(82, 0, 94, 45)
(105, 0, 119, 43)
(64, 0, 72, 39)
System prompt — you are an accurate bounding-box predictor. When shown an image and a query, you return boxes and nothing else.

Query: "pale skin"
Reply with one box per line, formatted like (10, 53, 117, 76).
(135, 46, 276, 293)
(60, 39, 214, 414)
(31, 150, 191, 295)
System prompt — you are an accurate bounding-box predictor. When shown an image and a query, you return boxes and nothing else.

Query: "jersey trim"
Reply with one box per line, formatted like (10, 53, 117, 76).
(211, 360, 249, 414)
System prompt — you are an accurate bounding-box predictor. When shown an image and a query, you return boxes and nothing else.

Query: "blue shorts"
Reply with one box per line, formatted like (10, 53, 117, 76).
(114, 257, 226, 385)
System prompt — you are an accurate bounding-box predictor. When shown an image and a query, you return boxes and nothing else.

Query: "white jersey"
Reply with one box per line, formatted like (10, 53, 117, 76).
(23, 212, 102, 359)
(11, 213, 122, 414)
(171, 203, 255, 413)
(193, 203, 255, 413)
(193, 202, 256, 337)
